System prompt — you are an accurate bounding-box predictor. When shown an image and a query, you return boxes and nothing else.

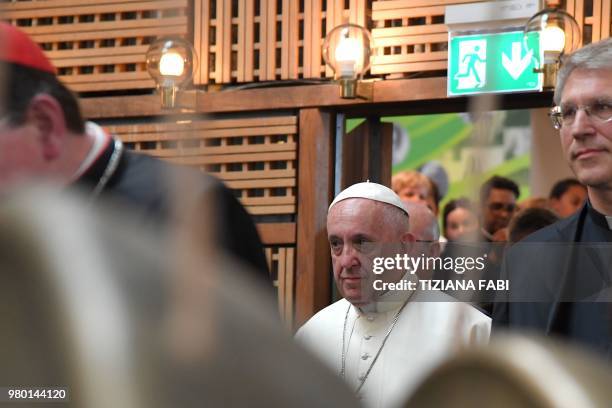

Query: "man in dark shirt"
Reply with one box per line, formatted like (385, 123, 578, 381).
(493, 38, 612, 357)
(0, 22, 269, 281)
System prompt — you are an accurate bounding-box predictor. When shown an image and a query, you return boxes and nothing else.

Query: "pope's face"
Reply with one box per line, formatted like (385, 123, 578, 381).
(327, 199, 407, 306)
(559, 69, 612, 190)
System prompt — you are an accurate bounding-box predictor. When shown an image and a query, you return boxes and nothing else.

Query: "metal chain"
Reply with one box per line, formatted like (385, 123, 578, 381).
(340, 299, 410, 394)
(90, 138, 123, 200)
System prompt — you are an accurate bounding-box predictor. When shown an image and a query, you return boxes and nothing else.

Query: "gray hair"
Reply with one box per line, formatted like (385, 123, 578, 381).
(554, 37, 612, 105)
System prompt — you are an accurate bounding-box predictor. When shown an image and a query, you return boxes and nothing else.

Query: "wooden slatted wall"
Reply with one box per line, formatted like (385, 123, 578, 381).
(194, 0, 369, 84)
(266, 246, 295, 324)
(104, 115, 298, 323)
(370, 0, 487, 77)
(4, 1, 608, 90)
(0, 0, 190, 92)
(565, 0, 611, 45)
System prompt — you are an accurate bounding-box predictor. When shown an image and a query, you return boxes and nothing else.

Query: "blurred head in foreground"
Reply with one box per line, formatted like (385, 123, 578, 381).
(0, 188, 356, 407)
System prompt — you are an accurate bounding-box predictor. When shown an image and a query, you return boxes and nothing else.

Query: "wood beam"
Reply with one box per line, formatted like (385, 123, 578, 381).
(341, 118, 393, 188)
(80, 77, 448, 118)
(257, 223, 296, 245)
(295, 109, 334, 328)
(79, 77, 553, 119)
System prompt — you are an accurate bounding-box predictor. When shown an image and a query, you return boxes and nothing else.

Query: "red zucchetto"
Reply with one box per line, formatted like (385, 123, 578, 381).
(0, 22, 55, 74)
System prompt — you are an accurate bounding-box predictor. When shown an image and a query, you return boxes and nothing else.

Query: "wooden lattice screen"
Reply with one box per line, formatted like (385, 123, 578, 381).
(105, 115, 297, 216)
(104, 115, 298, 322)
(0, 0, 190, 92)
(2, 1, 609, 90)
(266, 246, 295, 323)
(565, 0, 611, 45)
(370, 0, 611, 77)
(370, 0, 487, 77)
(193, 0, 369, 84)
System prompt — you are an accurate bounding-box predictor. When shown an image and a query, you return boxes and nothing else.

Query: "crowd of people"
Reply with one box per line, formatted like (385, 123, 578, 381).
(0, 19, 610, 408)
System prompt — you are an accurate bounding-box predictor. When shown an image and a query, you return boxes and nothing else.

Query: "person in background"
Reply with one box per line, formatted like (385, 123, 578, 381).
(479, 176, 520, 241)
(442, 197, 480, 242)
(404, 201, 441, 280)
(517, 196, 550, 211)
(392, 170, 440, 215)
(549, 178, 587, 218)
(507, 208, 560, 244)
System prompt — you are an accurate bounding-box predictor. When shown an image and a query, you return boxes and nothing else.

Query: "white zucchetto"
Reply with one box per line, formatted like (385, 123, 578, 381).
(328, 181, 408, 215)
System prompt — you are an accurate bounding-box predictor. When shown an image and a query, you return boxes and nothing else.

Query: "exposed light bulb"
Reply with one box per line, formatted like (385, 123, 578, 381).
(334, 30, 363, 77)
(541, 25, 566, 53)
(159, 52, 185, 76)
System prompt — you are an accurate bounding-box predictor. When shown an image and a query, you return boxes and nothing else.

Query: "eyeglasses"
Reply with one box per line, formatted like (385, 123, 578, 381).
(488, 202, 516, 212)
(549, 101, 612, 130)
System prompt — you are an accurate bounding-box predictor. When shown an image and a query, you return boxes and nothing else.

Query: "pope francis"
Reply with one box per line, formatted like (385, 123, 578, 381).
(296, 182, 491, 408)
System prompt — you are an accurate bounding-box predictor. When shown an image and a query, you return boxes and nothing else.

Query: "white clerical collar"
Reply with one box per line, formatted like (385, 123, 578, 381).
(606, 216, 612, 230)
(72, 122, 110, 180)
(356, 272, 417, 314)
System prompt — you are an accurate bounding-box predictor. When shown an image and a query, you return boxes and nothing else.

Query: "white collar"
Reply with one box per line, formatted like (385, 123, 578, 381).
(356, 272, 417, 314)
(606, 216, 612, 230)
(72, 122, 110, 180)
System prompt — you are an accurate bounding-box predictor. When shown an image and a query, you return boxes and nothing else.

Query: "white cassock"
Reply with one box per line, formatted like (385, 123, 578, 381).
(296, 287, 491, 408)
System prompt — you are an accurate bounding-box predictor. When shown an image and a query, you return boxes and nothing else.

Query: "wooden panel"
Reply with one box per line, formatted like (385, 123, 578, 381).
(303, 0, 322, 78)
(342, 119, 393, 188)
(267, 246, 296, 327)
(80, 77, 451, 118)
(603, 0, 611, 39)
(574, 0, 585, 46)
(194, 0, 367, 84)
(106, 115, 298, 217)
(265, 0, 277, 80)
(563, 0, 611, 45)
(1, 0, 189, 92)
(295, 109, 334, 328)
(257, 223, 296, 245)
(194, 0, 209, 85)
(592, 0, 602, 41)
(370, 0, 487, 77)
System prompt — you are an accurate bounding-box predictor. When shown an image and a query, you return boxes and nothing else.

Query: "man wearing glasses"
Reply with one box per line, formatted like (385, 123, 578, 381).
(493, 38, 612, 358)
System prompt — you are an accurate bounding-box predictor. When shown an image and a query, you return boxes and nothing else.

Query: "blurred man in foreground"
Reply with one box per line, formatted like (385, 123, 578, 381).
(296, 182, 490, 408)
(0, 188, 356, 407)
(0, 22, 268, 281)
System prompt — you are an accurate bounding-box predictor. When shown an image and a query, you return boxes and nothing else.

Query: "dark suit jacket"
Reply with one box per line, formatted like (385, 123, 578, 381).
(78, 146, 270, 283)
(493, 204, 612, 358)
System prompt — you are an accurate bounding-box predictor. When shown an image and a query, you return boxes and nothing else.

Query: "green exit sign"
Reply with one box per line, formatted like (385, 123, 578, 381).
(448, 30, 542, 96)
